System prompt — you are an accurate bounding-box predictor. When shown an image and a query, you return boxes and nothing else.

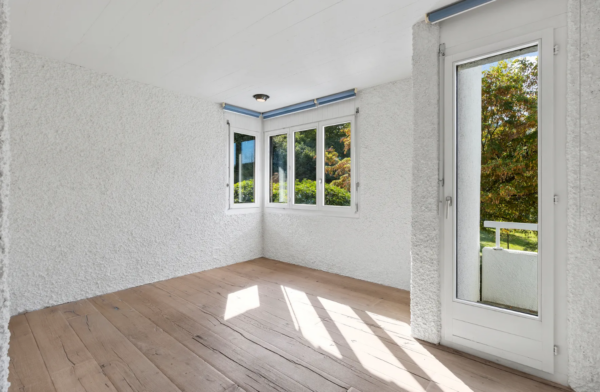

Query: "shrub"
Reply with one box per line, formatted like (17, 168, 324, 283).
(272, 179, 351, 206)
(233, 180, 254, 203)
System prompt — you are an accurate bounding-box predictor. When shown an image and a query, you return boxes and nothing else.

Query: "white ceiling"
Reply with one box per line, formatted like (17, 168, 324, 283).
(10, 0, 455, 111)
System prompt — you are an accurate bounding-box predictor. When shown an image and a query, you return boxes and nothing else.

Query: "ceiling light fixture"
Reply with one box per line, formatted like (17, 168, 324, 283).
(253, 94, 270, 102)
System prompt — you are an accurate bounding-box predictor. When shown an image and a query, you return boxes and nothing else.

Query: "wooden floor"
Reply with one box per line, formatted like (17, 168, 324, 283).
(8, 258, 570, 392)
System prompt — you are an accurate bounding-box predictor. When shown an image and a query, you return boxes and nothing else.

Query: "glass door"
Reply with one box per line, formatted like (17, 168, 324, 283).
(442, 30, 555, 373)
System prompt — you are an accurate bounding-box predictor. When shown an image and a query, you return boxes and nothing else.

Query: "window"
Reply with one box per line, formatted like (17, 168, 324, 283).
(324, 122, 352, 207)
(264, 115, 356, 216)
(268, 133, 288, 204)
(229, 127, 260, 210)
(294, 128, 317, 205)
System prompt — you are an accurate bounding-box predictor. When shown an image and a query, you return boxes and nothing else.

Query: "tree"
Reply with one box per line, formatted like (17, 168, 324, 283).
(324, 123, 351, 192)
(480, 57, 538, 228)
(294, 129, 317, 181)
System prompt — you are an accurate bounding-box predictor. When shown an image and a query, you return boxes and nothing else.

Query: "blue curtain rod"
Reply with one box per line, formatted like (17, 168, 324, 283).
(426, 0, 496, 24)
(223, 88, 357, 119)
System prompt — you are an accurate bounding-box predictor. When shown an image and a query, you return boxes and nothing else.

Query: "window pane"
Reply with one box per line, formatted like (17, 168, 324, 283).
(456, 46, 539, 315)
(269, 134, 288, 203)
(324, 122, 351, 207)
(294, 129, 317, 205)
(233, 132, 255, 204)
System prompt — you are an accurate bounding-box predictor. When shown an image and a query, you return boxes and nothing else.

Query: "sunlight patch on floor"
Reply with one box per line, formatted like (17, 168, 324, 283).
(318, 296, 430, 391)
(281, 286, 342, 358)
(224, 285, 260, 320)
(367, 312, 473, 391)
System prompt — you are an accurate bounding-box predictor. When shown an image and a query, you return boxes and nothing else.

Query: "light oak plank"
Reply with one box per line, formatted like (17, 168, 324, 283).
(117, 285, 344, 392)
(25, 307, 118, 392)
(58, 299, 181, 392)
(155, 275, 429, 392)
(8, 315, 56, 392)
(225, 260, 409, 322)
(252, 258, 410, 305)
(9, 259, 572, 392)
(197, 264, 565, 392)
(89, 293, 243, 392)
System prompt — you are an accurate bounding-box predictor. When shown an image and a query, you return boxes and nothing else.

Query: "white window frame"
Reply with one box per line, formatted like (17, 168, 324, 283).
(264, 115, 358, 218)
(264, 127, 290, 208)
(228, 126, 261, 211)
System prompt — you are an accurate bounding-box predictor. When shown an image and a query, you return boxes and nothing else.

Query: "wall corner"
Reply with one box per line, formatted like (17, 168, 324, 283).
(0, 0, 9, 390)
(410, 20, 442, 344)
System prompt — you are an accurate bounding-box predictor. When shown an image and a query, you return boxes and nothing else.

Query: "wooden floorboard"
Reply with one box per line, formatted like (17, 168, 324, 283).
(8, 257, 572, 392)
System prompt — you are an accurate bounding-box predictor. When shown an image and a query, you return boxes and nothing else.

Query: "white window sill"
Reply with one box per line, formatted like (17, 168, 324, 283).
(225, 207, 262, 215)
(264, 205, 359, 219)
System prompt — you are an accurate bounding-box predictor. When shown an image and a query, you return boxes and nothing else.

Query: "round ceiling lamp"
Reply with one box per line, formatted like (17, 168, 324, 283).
(253, 94, 270, 102)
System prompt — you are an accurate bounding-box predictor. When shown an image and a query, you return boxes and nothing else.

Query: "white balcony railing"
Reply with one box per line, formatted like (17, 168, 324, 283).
(482, 220, 539, 312)
(483, 221, 538, 249)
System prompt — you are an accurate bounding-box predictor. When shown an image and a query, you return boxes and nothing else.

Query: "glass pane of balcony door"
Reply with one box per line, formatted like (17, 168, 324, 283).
(455, 45, 539, 316)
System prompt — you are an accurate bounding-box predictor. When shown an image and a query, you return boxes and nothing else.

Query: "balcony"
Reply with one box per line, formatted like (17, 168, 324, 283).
(481, 221, 538, 315)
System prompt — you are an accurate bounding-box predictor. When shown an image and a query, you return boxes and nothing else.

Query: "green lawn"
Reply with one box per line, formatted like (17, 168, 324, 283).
(480, 228, 538, 252)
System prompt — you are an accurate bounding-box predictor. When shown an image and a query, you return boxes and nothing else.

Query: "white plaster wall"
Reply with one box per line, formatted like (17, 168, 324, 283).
(8, 49, 262, 315)
(410, 21, 441, 344)
(482, 248, 538, 312)
(566, 1, 600, 391)
(456, 65, 481, 303)
(0, 1, 9, 390)
(263, 79, 413, 290)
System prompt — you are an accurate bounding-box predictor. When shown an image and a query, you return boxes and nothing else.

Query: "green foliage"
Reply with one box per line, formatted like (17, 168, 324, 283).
(324, 181, 351, 206)
(293, 179, 317, 205)
(324, 123, 352, 190)
(269, 182, 288, 204)
(481, 57, 538, 226)
(271, 179, 351, 207)
(479, 228, 538, 252)
(233, 180, 254, 203)
(294, 129, 317, 181)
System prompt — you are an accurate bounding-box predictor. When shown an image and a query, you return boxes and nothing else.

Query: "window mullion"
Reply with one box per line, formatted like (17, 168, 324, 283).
(288, 129, 293, 209)
(317, 123, 323, 210)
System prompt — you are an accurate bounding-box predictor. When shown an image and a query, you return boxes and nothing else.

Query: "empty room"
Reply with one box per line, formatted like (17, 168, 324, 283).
(0, 0, 598, 391)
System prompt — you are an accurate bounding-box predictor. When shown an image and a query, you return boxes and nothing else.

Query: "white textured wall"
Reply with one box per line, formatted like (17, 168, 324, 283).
(9, 49, 262, 315)
(0, 1, 8, 391)
(566, 1, 600, 391)
(264, 79, 413, 290)
(410, 21, 441, 344)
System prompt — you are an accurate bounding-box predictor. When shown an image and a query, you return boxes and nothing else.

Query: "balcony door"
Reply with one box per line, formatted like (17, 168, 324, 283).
(441, 30, 555, 373)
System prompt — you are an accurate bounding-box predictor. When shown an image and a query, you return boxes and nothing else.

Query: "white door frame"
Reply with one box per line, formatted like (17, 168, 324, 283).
(441, 28, 555, 373)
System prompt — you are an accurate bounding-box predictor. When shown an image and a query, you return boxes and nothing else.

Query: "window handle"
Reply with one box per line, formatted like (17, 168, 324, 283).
(446, 196, 452, 219)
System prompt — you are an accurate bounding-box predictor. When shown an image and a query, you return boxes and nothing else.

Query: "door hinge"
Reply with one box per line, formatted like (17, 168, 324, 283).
(554, 195, 559, 204)
(439, 43, 446, 57)
(355, 107, 360, 114)
(554, 345, 559, 356)
(553, 45, 559, 55)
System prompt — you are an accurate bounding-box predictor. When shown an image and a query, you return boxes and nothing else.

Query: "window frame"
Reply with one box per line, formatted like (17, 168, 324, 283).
(229, 126, 261, 211)
(264, 128, 291, 209)
(264, 115, 358, 218)
(291, 122, 319, 211)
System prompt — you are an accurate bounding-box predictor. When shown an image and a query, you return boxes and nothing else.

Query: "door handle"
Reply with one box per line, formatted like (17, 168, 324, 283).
(445, 196, 452, 219)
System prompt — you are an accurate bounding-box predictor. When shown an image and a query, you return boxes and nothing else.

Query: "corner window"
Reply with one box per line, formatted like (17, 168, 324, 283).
(294, 128, 317, 205)
(268, 133, 288, 204)
(265, 115, 357, 216)
(324, 122, 352, 207)
(229, 127, 260, 209)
